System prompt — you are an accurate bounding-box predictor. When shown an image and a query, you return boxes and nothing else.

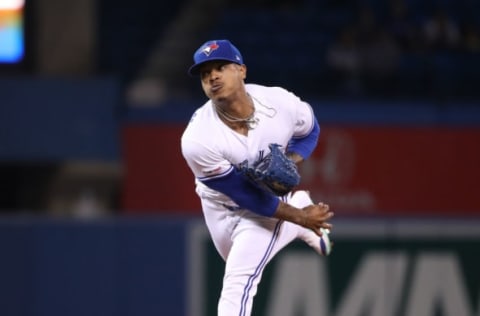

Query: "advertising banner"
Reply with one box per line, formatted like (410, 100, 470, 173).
(298, 127, 480, 215)
(187, 218, 480, 316)
(122, 125, 480, 215)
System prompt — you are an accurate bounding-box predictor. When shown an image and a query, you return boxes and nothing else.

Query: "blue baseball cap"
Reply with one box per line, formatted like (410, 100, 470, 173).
(188, 39, 244, 76)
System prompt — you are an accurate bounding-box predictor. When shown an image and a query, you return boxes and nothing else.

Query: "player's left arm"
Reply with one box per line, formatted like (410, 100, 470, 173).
(286, 102, 320, 164)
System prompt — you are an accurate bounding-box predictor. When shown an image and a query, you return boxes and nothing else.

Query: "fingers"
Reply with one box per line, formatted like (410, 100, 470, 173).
(302, 202, 334, 234)
(322, 221, 333, 230)
(319, 205, 334, 226)
(316, 203, 334, 235)
(317, 202, 329, 209)
(315, 222, 333, 235)
(310, 218, 333, 236)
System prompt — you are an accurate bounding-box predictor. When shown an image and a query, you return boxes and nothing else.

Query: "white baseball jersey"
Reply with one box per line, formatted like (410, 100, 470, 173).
(181, 83, 315, 207)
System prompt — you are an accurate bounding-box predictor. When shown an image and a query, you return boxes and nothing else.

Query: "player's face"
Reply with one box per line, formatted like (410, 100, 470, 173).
(199, 61, 246, 102)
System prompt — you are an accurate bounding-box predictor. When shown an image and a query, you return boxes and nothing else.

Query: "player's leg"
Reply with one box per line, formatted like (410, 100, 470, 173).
(218, 214, 299, 316)
(199, 197, 238, 260)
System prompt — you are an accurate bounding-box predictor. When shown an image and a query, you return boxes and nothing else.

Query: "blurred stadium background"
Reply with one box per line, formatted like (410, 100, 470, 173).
(1, 0, 479, 315)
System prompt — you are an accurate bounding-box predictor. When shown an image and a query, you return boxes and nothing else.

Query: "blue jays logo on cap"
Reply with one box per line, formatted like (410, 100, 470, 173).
(188, 39, 244, 76)
(201, 42, 220, 56)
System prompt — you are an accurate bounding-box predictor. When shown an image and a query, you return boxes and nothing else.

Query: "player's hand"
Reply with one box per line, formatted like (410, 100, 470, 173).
(301, 202, 333, 236)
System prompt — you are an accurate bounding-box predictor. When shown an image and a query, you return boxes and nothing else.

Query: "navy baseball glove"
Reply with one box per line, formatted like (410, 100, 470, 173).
(239, 143, 300, 196)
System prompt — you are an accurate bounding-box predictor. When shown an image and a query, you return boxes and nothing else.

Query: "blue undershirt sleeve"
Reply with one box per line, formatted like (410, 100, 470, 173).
(287, 117, 320, 159)
(200, 168, 279, 217)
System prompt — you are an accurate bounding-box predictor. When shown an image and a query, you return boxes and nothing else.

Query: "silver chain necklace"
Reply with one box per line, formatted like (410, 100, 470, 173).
(213, 94, 277, 130)
(214, 101, 258, 130)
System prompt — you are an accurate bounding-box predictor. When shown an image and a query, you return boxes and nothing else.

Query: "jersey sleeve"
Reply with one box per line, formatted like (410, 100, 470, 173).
(181, 138, 232, 180)
(201, 168, 280, 217)
(279, 88, 320, 159)
(181, 137, 279, 217)
(291, 92, 316, 138)
(287, 116, 320, 159)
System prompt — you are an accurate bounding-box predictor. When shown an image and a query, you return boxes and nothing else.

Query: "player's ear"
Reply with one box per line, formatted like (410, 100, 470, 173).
(240, 64, 247, 79)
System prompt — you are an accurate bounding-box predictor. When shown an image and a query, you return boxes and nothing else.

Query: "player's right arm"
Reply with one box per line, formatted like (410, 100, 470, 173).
(274, 201, 333, 236)
(196, 165, 333, 235)
(181, 138, 333, 234)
